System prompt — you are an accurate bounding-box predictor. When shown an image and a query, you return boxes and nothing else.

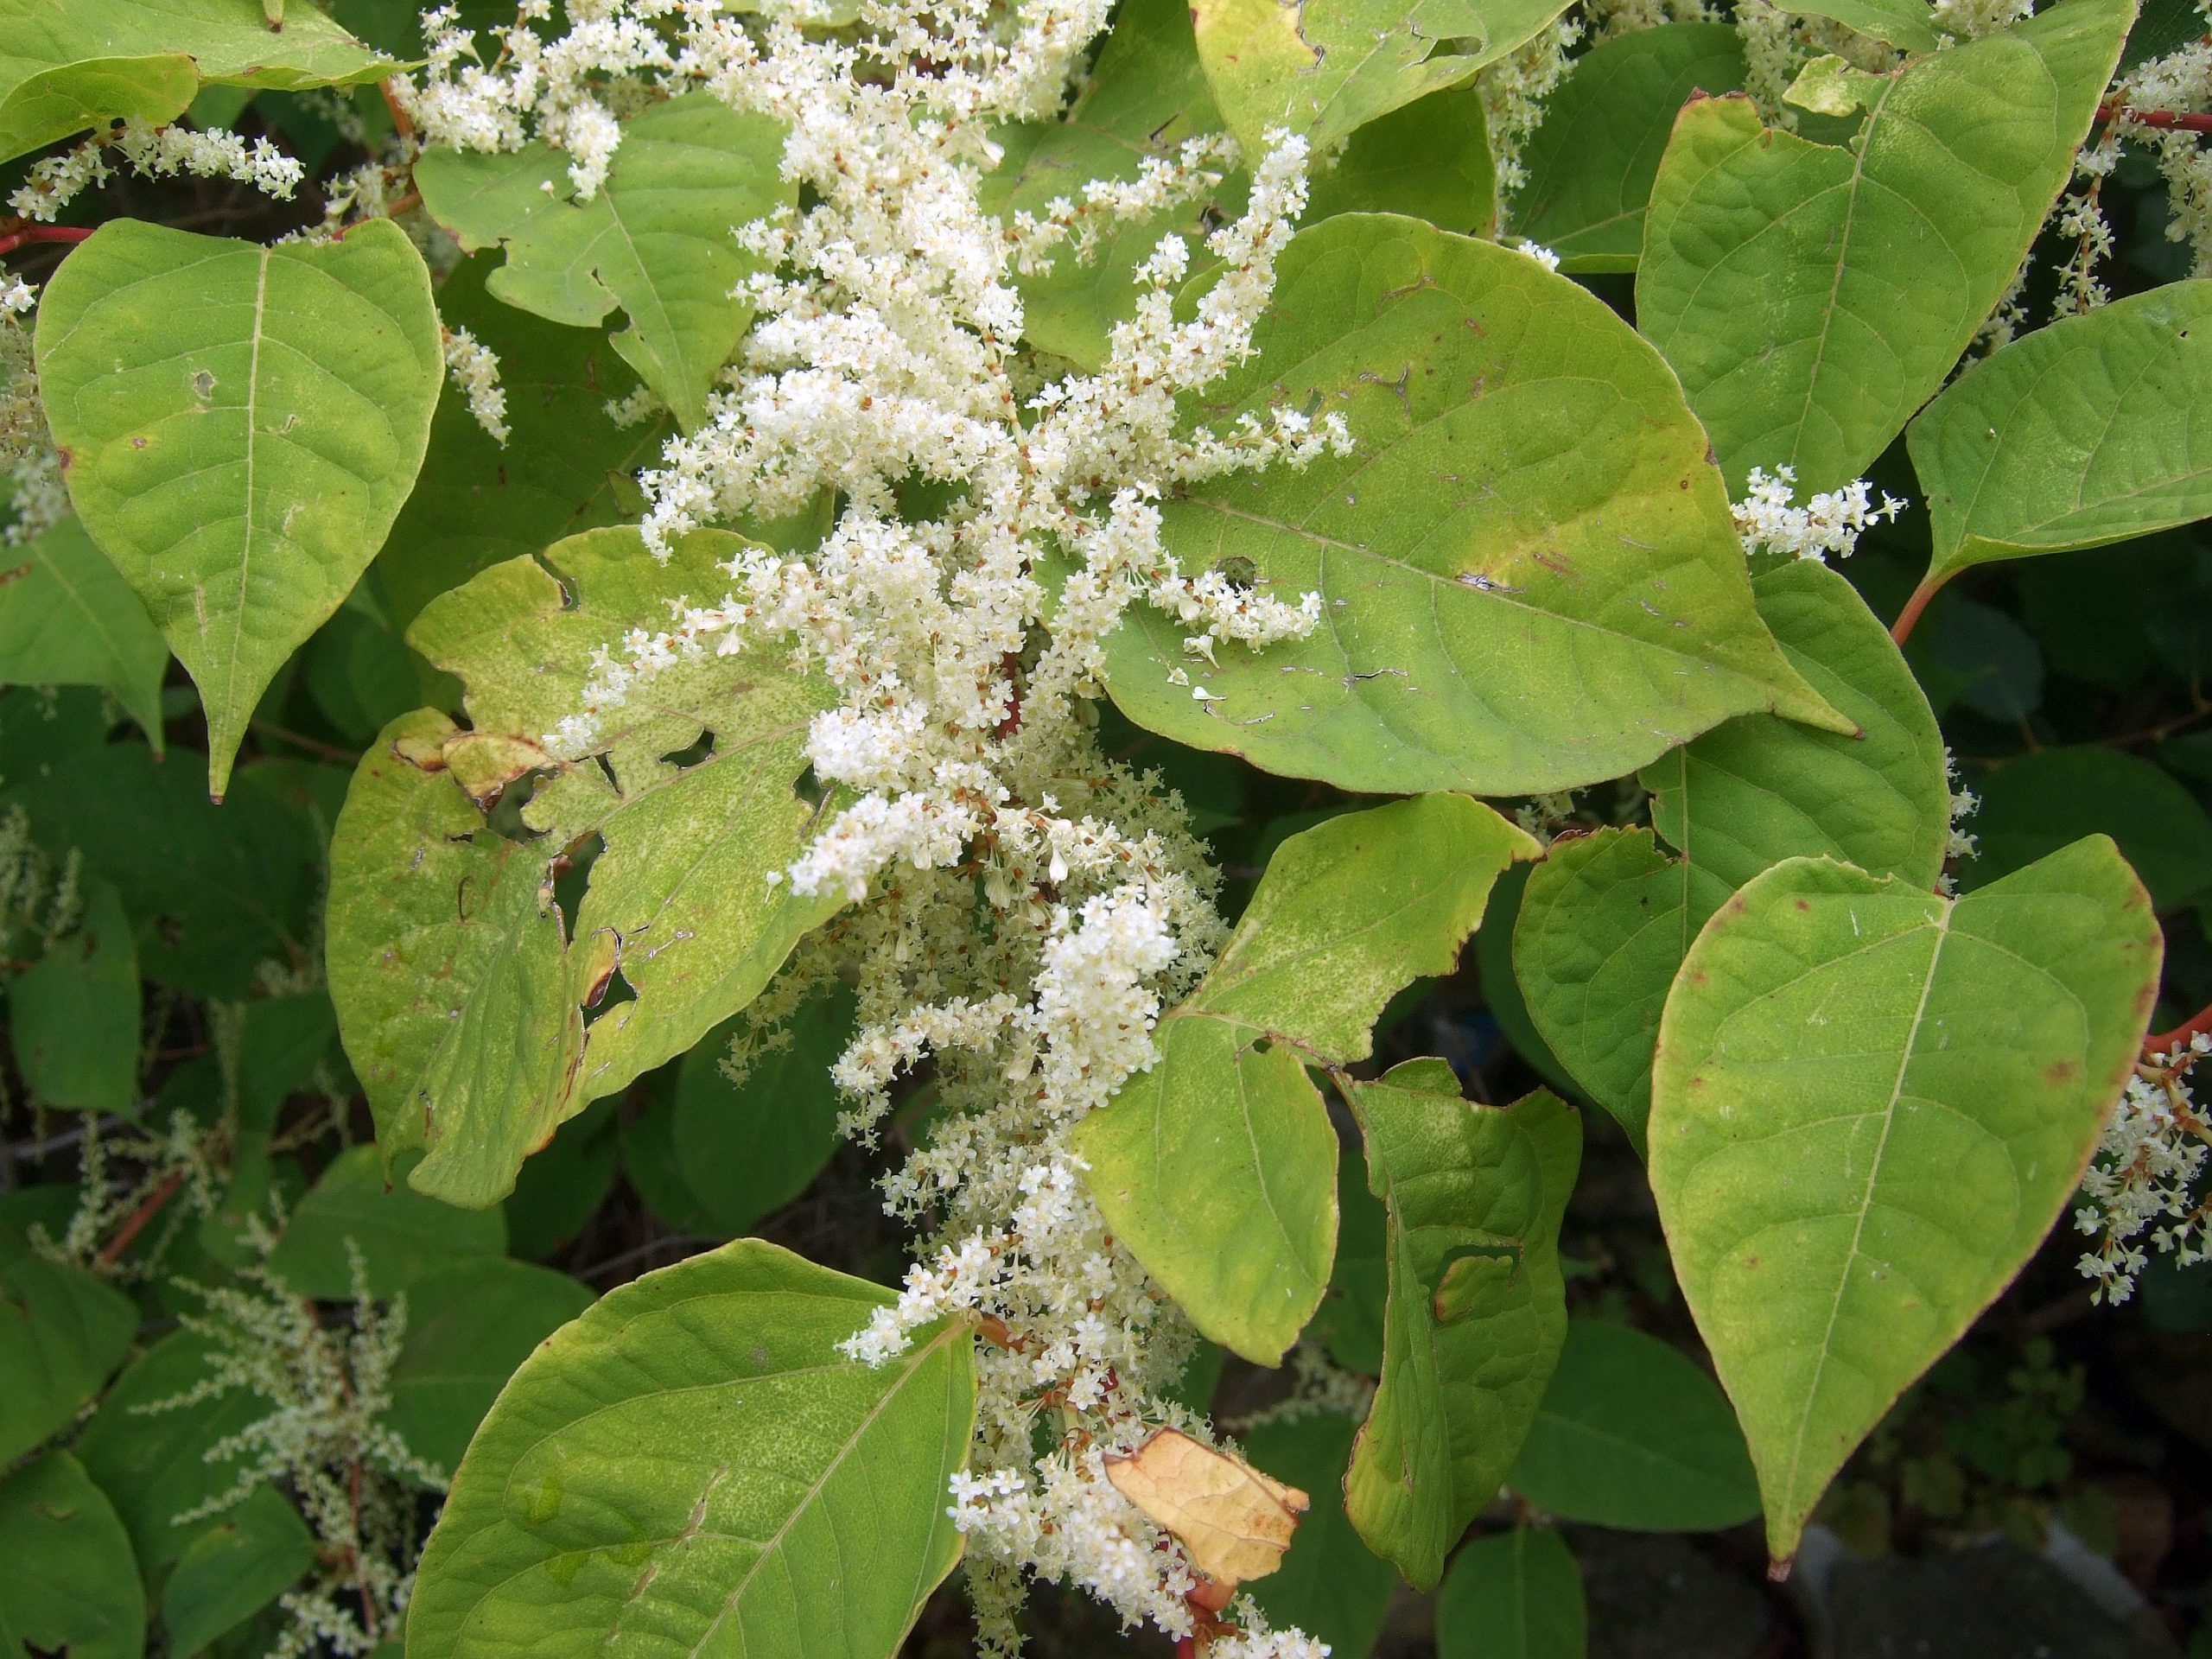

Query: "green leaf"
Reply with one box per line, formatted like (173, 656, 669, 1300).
(1307, 85, 1498, 237)
(981, 0, 1243, 372)
(503, 1097, 620, 1261)
(1649, 837, 2162, 1560)
(1514, 827, 1684, 1150)
(10, 877, 140, 1114)
(1100, 213, 1847, 798)
(4, 737, 328, 996)
(416, 95, 791, 430)
(1906, 279, 2212, 607)
(1959, 747, 2212, 912)
(1191, 0, 1573, 153)
(264, 1144, 506, 1300)
(37, 219, 442, 797)
(1781, 0, 1944, 51)
(326, 528, 839, 1207)
(407, 1239, 975, 1659)
(1434, 1526, 1586, 1659)
(386, 1257, 594, 1472)
(1517, 560, 1948, 1147)
(1510, 23, 1745, 272)
(1640, 560, 1951, 898)
(1636, 0, 2132, 493)
(1077, 794, 1535, 1363)
(0, 1452, 146, 1659)
(1342, 1065, 1579, 1588)
(670, 985, 855, 1237)
(0, 1223, 139, 1466)
(160, 1485, 313, 1659)
(0, 0, 396, 164)
(77, 1331, 270, 1574)
(377, 254, 673, 627)
(1506, 1318, 1759, 1530)
(0, 517, 168, 747)
(1243, 1411, 1396, 1659)
(1473, 864, 1581, 1099)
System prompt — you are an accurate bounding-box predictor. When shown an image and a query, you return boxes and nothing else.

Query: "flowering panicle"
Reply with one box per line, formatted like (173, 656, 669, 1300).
(442, 327, 511, 445)
(10, 118, 302, 223)
(410, 1, 1350, 1647)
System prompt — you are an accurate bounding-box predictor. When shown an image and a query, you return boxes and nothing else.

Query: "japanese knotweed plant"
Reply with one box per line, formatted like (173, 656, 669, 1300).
(10, 0, 2212, 1653)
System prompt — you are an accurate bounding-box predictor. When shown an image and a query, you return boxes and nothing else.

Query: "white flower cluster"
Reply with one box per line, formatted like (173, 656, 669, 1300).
(418, 1, 1347, 1648)
(1730, 464, 1905, 563)
(10, 119, 303, 223)
(1484, 16, 1582, 200)
(442, 326, 511, 445)
(2076, 1036, 2212, 1302)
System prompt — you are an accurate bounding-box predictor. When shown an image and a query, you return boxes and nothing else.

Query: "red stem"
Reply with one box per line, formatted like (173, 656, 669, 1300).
(0, 225, 92, 258)
(1889, 576, 1941, 645)
(2145, 1001, 2212, 1058)
(99, 1170, 183, 1266)
(2099, 101, 2212, 133)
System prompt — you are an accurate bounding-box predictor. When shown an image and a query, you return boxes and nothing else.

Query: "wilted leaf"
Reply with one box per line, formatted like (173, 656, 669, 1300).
(1103, 1427, 1309, 1592)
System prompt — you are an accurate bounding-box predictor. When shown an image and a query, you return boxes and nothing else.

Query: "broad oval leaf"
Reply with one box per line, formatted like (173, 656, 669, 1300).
(1649, 837, 2161, 1560)
(1906, 278, 2212, 606)
(0, 1221, 139, 1466)
(1505, 1318, 1759, 1531)
(416, 94, 791, 431)
(0, 1452, 145, 1659)
(0, 517, 167, 747)
(1783, 0, 1944, 51)
(1639, 559, 1951, 899)
(1076, 794, 1535, 1363)
(10, 877, 140, 1115)
(0, 0, 396, 163)
(1434, 1526, 1586, 1659)
(1517, 560, 1948, 1147)
(386, 1257, 596, 1472)
(1510, 22, 1745, 272)
(1342, 1064, 1579, 1588)
(1636, 0, 2131, 493)
(1191, 0, 1573, 153)
(1103, 213, 1847, 797)
(38, 219, 442, 797)
(160, 1484, 314, 1659)
(406, 1239, 976, 1659)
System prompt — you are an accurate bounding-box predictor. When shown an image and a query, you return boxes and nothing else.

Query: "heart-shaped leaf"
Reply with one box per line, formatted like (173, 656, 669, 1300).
(1637, 0, 2131, 492)
(1649, 836, 2161, 1560)
(38, 219, 442, 797)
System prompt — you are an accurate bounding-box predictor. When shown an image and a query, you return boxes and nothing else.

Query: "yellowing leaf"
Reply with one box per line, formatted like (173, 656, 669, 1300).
(1103, 1427, 1310, 1591)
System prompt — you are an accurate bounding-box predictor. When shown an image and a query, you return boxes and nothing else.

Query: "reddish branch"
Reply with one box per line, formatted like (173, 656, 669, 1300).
(0, 225, 92, 258)
(1889, 578, 1941, 645)
(98, 1170, 184, 1265)
(2145, 1001, 2212, 1058)
(2100, 101, 2212, 133)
